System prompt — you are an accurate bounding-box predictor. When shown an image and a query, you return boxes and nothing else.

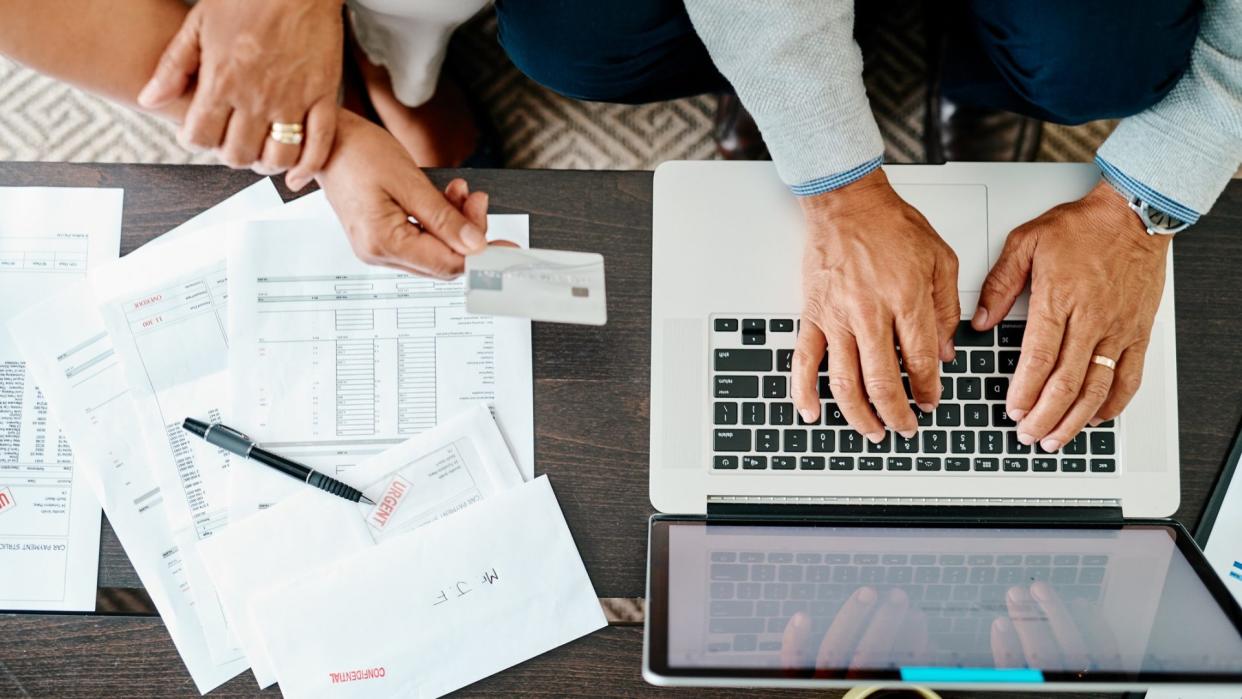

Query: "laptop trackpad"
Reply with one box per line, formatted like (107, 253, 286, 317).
(893, 184, 989, 293)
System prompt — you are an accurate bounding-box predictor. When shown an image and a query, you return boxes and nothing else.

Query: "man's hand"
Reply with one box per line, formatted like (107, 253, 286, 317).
(137, 0, 344, 190)
(316, 110, 490, 279)
(972, 181, 1169, 452)
(792, 169, 960, 442)
(780, 587, 927, 678)
(991, 582, 1120, 671)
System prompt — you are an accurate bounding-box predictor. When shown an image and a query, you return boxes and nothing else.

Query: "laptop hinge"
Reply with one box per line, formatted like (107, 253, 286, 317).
(706, 496, 1124, 525)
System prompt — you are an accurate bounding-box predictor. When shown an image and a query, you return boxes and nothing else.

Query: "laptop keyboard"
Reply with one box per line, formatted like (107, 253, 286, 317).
(711, 316, 1119, 475)
(706, 550, 1109, 663)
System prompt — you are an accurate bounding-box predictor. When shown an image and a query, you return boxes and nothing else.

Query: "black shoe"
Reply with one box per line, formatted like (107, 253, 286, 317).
(713, 93, 770, 161)
(932, 97, 1043, 162)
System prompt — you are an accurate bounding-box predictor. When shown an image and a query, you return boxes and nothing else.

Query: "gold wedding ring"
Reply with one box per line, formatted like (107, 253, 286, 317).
(269, 122, 304, 146)
(1091, 354, 1117, 370)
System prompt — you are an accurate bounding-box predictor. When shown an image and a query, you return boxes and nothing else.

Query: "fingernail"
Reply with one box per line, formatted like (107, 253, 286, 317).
(865, 431, 884, 444)
(942, 339, 954, 359)
(1017, 431, 1035, 445)
(1008, 407, 1027, 421)
(899, 429, 916, 440)
(856, 587, 877, 605)
(287, 176, 306, 192)
(799, 408, 816, 424)
(462, 224, 486, 251)
(1088, 416, 1103, 427)
(1040, 438, 1061, 452)
(1008, 586, 1030, 604)
(971, 307, 988, 329)
(1030, 581, 1052, 602)
(137, 81, 158, 107)
(792, 612, 808, 629)
(917, 402, 934, 413)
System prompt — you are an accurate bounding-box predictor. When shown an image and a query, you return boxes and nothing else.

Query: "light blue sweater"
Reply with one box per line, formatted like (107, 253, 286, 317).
(684, 0, 1241, 223)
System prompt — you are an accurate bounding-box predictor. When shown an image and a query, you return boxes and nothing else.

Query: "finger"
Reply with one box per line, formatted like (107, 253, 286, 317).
(847, 588, 908, 674)
(1093, 340, 1147, 424)
(178, 99, 232, 153)
(896, 301, 943, 412)
(933, 250, 961, 362)
(991, 616, 1026, 668)
(814, 586, 878, 676)
(1070, 598, 1121, 670)
(1005, 288, 1068, 424)
(348, 220, 465, 280)
(286, 98, 337, 191)
(974, 225, 1035, 331)
(462, 191, 489, 232)
(826, 331, 887, 442)
(780, 612, 813, 674)
(444, 178, 470, 210)
(1030, 581, 1089, 670)
(258, 115, 305, 176)
(1016, 317, 1107, 446)
(137, 11, 201, 108)
(1039, 353, 1117, 452)
(219, 111, 269, 170)
(1006, 586, 1061, 669)
(791, 321, 827, 424)
(390, 172, 487, 255)
(855, 319, 918, 437)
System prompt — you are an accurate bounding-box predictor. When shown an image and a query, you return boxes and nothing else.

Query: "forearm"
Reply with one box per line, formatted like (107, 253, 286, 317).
(0, 0, 191, 122)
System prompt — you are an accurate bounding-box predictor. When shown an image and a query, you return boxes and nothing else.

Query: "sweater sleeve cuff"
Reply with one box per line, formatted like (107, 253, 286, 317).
(1094, 156, 1201, 225)
(788, 156, 884, 197)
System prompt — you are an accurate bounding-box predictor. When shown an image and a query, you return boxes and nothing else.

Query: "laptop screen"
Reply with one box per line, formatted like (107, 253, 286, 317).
(647, 519, 1242, 686)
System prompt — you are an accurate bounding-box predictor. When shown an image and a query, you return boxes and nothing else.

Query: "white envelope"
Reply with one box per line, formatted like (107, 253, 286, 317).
(250, 476, 606, 698)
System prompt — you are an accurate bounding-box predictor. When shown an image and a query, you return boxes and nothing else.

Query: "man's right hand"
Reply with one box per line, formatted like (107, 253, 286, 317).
(791, 169, 960, 442)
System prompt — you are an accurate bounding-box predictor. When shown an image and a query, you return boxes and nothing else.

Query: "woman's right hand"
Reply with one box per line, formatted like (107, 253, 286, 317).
(316, 110, 490, 279)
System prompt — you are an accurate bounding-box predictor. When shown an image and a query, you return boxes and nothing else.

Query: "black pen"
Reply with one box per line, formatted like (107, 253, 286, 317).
(182, 417, 375, 506)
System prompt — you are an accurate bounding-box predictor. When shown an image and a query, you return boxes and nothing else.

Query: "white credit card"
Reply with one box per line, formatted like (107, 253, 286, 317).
(465, 246, 607, 325)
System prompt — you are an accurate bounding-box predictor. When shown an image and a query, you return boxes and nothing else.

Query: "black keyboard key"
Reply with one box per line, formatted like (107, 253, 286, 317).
(997, 322, 1025, 347)
(714, 402, 737, 425)
(1062, 458, 1086, 472)
(756, 429, 779, 452)
(887, 457, 913, 471)
(714, 349, 772, 372)
(772, 456, 796, 470)
(797, 408, 820, 426)
(917, 457, 942, 471)
(895, 433, 919, 453)
(1003, 457, 1029, 472)
(784, 429, 807, 452)
(946, 457, 970, 471)
(715, 375, 758, 398)
(770, 318, 794, 332)
(1006, 431, 1032, 454)
(999, 351, 1021, 374)
(743, 319, 765, 331)
(822, 403, 848, 426)
(743, 456, 768, 470)
(944, 350, 968, 374)
(829, 456, 855, 471)
(714, 430, 751, 452)
(912, 404, 933, 427)
(971, 350, 995, 374)
(776, 349, 793, 372)
(714, 318, 738, 332)
(951, 431, 975, 453)
(901, 376, 913, 399)
(713, 455, 738, 469)
(840, 430, 863, 453)
(965, 403, 988, 426)
(985, 377, 1009, 400)
(1033, 458, 1057, 472)
(936, 404, 961, 427)
(818, 376, 833, 399)
(955, 321, 994, 347)
(957, 377, 981, 400)
(974, 457, 1000, 472)
(979, 431, 1003, 454)
(866, 432, 892, 453)
(800, 456, 825, 470)
(763, 375, 787, 398)
(923, 430, 947, 453)
(742, 331, 766, 345)
(1090, 419, 1116, 428)
(1062, 432, 1087, 454)
(812, 430, 835, 452)
(770, 402, 794, 425)
(1090, 432, 1116, 454)
(993, 404, 1016, 428)
(1090, 459, 1116, 473)
(859, 456, 883, 471)
(940, 376, 954, 400)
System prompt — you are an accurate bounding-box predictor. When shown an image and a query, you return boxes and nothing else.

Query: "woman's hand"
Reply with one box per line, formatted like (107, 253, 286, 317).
(137, 0, 344, 190)
(316, 110, 490, 279)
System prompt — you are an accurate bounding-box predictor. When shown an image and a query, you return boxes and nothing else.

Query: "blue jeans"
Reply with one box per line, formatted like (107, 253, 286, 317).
(493, 0, 1202, 124)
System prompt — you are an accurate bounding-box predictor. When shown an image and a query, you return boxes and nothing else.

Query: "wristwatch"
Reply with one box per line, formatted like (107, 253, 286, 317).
(1124, 194, 1191, 235)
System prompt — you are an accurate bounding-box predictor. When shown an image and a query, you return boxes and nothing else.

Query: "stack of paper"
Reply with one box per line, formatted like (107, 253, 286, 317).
(7, 179, 604, 696)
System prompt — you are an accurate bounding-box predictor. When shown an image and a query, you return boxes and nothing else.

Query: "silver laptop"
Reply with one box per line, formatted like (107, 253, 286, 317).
(642, 162, 1242, 692)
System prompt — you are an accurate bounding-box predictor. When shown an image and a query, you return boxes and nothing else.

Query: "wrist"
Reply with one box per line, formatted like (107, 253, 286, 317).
(798, 168, 894, 220)
(1083, 181, 1170, 253)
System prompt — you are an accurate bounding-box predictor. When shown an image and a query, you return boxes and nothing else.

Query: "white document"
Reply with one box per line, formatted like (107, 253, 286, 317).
(251, 475, 605, 699)
(6, 179, 281, 691)
(198, 405, 521, 688)
(224, 212, 533, 517)
(0, 187, 121, 611)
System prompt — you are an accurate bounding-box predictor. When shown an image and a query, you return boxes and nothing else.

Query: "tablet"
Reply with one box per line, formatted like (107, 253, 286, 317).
(644, 517, 1242, 691)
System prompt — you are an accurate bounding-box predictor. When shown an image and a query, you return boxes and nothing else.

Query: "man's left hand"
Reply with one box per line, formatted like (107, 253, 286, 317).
(971, 181, 1171, 452)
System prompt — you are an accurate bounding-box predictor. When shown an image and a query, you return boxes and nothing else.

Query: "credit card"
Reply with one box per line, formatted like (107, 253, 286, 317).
(465, 247, 607, 325)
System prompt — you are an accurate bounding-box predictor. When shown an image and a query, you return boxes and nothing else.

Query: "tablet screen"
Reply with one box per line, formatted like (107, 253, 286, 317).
(648, 520, 1242, 685)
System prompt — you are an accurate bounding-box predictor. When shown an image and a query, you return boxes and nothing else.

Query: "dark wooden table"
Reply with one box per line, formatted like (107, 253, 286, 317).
(1, 163, 1240, 698)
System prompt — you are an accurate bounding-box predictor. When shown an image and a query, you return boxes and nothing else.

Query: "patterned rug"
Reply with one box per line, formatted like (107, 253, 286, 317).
(0, 6, 1112, 170)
